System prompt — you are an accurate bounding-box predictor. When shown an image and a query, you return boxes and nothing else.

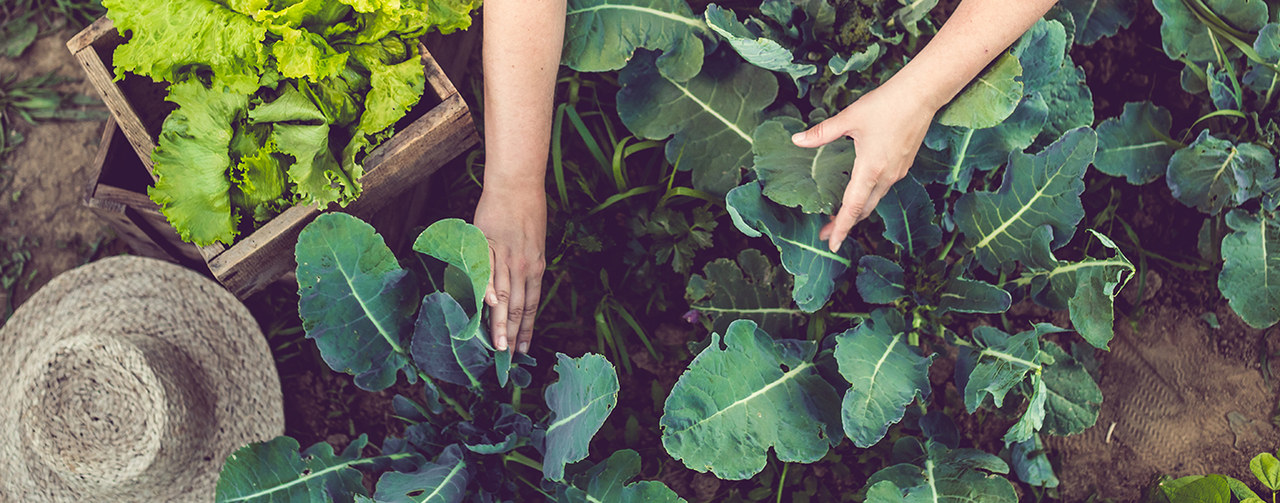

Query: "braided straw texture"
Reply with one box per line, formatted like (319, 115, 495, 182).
(0, 256, 284, 502)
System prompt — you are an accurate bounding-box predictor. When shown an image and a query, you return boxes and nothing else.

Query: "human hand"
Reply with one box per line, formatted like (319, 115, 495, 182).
(474, 182, 547, 354)
(791, 80, 939, 253)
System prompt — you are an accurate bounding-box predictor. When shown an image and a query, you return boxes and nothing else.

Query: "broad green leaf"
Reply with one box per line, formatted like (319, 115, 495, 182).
(661, 320, 841, 480)
(148, 78, 248, 246)
(705, 5, 817, 91)
(1154, 0, 1270, 63)
(413, 219, 492, 341)
(1219, 210, 1280, 328)
(752, 117, 856, 214)
(1228, 477, 1263, 501)
(686, 249, 799, 337)
(1011, 19, 1094, 145)
(955, 127, 1097, 273)
(937, 53, 1023, 129)
(1169, 474, 1231, 503)
(455, 405, 532, 454)
(1244, 24, 1279, 94)
(828, 44, 884, 75)
(1017, 229, 1135, 349)
(618, 51, 777, 195)
(726, 182, 858, 312)
(1167, 130, 1277, 214)
(1010, 435, 1059, 488)
(410, 292, 490, 389)
(372, 444, 468, 503)
(105, 0, 268, 93)
(1250, 452, 1280, 490)
(892, 0, 939, 28)
(835, 310, 935, 447)
(215, 435, 372, 502)
(959, 325, 1063, 412)
(1040, 342, 1102, 436)
(544, 353, 620, 481)
(1003, 376, 1046, 444)
(297, 213, 415, 391)
(1094, 101, 1176, 185)
(563, 0, 710, 81)
(856, 255, 907, 305)
(936, 277, 1012, 314)
(864, 440, 1017, 503)
(914, 94, 1048, 189)
(873, 175, 942, 256)
(559, 450, 686, 503)
(1059, 0, 1136, 45)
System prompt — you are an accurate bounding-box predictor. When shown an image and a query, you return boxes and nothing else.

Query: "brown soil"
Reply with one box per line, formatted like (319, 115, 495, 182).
(1050, 294, 1278, 501)
(0, 29, 124, 313)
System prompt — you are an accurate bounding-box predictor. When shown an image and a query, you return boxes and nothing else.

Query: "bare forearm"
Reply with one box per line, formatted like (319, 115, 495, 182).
(481, 0, 566, 190)
(890, 0, 1058, 111)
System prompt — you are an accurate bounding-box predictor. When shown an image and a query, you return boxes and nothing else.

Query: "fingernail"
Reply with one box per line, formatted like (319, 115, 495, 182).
(829, 239, 841, 253)
(518, 342, 529, 353)
(791, 132, 805, 143)
(496, 337, 507, 351)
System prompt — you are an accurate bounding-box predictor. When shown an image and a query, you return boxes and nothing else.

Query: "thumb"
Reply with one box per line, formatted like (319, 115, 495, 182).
(791, 116, 848, 148)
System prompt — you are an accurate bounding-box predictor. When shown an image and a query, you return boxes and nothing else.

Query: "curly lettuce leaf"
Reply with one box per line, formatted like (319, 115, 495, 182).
(230, 139, 289, 220)
(148, 78, 250, 246)
(354, 46, 426, 134)
(271, 26, 349, 81)
(105, 0, 268, 94)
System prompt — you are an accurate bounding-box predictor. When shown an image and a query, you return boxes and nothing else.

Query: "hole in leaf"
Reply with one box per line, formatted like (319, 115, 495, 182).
(407, 490, 426, 497)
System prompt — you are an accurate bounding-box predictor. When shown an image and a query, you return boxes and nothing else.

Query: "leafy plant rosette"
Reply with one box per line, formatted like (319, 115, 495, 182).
(101, 0, 480, 246)
(216, 212, 686, 502)
(560, 0, 1135, 495)
(1088, 0, 1280, 328)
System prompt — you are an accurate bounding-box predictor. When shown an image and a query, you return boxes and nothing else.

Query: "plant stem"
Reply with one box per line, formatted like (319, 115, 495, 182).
(827, 312, 870, 319)
(937, 231, 960, 261)
(504, 451, 544, 472)
(512, 385, 523, 412)
(776, 462, 789, 503)
(416, 371, 472, 421)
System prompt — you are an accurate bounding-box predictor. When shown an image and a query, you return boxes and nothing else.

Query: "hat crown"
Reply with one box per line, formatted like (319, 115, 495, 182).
(22, 333, 215, 492)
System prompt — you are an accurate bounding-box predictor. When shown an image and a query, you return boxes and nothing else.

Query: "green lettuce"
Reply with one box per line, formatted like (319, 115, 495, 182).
(106, 0, 481, 245)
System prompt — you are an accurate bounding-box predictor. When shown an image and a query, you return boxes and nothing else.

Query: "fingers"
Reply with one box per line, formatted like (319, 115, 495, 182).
(826, 161, 879, 252)
(504, 275, 527, 354)
(489, 264, 512, 352)
(515, 273, 542, 354)
(791, 115, 849, 148)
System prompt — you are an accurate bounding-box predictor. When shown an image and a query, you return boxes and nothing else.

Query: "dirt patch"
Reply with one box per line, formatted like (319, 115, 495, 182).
(1049, 296, 1278, 501)
(0, 29, 123, 312)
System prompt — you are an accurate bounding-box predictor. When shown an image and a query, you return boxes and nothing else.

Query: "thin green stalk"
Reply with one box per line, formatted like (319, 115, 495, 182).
(504, 451, 544, 471)
(827, 312, 870, 319)
(550, 103, 570, 207)
(776, 462, 790, 503)
(416, 371, 472, 421)
(937, 230, 961, 261)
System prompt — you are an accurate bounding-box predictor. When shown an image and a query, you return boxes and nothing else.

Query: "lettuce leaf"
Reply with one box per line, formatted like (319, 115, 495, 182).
(148, 78, 250, 246)
(271, 26, 349, 81)
(105, 0, 268, 94)
(230, 139, 289, 221)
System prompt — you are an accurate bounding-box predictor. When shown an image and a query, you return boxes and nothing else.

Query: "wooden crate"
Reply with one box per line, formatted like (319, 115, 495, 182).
(83, 117, 206, 269)
(67, 17, 479, 298)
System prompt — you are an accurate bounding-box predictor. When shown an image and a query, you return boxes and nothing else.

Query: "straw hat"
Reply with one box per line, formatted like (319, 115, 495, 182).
(0, 256, 284, 501)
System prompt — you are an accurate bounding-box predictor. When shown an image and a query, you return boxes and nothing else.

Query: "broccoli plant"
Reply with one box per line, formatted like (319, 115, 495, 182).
(215, 213, 685, 502)
(560, 0, 1134, 497)
(1087, 0, 1280, 328)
